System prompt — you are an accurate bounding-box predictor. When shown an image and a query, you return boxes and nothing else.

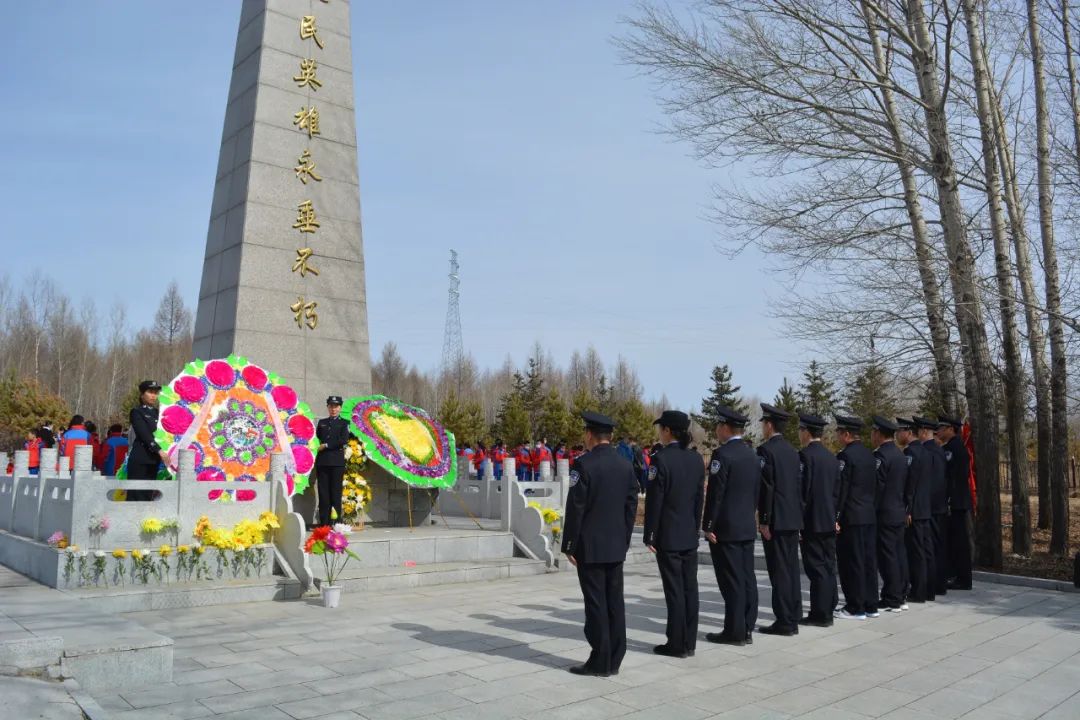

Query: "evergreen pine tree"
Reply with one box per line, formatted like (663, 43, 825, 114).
(493, 385, 531, 446)
(691, 365, 749, 435)
(522, 360, 544, 437)
(537, 388, 575, 445)
(612, 397, 656, 445)
(845, 363, 897, 444)
(797, 360, 838, 418)
(773, 378, 801, 445)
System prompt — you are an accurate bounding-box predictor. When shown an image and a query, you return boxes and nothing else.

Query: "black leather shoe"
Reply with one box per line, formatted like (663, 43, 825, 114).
(745, 631, 753, 645)
(947, 580, 972, 590)
(799, 617, 833, 628)
(759, 624, 798, 636)
(705, 632, 745, 646)
(653, 644, 687, 658)
(568, 664, 610, 677)
(687, 648, 695, 657)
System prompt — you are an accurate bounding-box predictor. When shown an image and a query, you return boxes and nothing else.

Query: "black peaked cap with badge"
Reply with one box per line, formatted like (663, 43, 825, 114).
(895, 417, 916, 432)
(912, 416, 937, 430)
(872, 415, 898, 433)
(937, 414, 962, 430)
(561, 412, 638, 562)
(797, 412, 828, 431)
(834, 414, 864, 432)
(716, 405, 749, 427)
(138, 380, 161, 393)
(326, 395, 343, 406)
(759, 403, 791, 425)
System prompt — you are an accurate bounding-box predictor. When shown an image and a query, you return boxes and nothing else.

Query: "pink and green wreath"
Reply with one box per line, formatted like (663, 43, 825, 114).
(150, 355, 318, 495)
(343, 395, 457, 488)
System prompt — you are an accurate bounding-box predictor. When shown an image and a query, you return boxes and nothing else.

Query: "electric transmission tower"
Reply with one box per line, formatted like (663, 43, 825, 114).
(440, 249, 464, 398)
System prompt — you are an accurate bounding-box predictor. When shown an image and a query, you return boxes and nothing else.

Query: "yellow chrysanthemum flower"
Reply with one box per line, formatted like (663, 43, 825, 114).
(193, 545, 205, 556)
(111, 549, 127, 559)
(141, 518, 163, 534)
(177, 545, 190, 554)
(159, 545, 172, 557)
(131, 549, 145, 559)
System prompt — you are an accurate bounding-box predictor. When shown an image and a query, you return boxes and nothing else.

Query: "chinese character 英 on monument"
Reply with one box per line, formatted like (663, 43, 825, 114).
(194, 0, 371, 405)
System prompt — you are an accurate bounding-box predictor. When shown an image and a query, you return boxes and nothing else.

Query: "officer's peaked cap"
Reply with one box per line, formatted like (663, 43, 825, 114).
(871, 415, 898, 433)
(760, 403, 791, 425)
(326, 395, 344, 406)
(895, 417, 916, 431)
(581, 411, 616, 432)
(834, 414, 864, 431)
(139, 380, 162, 393)
(653, 410, 690, 432)
(936, 414, 962, 429)
(715, 406, 749, 427)
(911, 416, 937, 430)
(797, 412, 828, 430)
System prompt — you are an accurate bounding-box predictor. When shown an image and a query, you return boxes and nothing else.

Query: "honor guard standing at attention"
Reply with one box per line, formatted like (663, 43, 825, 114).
(315, 396, 351, 527)
(644, 410, 704, 659)
(834, 415, 879, 620)
(938, 415, 972, 590)
(702, 406, 760, 646)
(797, 412, 840, 627)
(916, 416, 949, 598)
(757, 404, 803, 636)
(128, 380, 168, 480)
(897, 419, 933, 604)
(561, 411, 639, 677)
(872, 416, 908, 612)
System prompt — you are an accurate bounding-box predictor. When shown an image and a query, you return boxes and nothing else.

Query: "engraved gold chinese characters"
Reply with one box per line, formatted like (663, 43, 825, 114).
(299, 16, 324, 49)
(290, 297, 319, 330)
(293, 200, 320, 234)
(293, 59, 322, 90)
(294, 149, 322, 184)
(292, 248, 319, 277)
(293, 106, 320, 138)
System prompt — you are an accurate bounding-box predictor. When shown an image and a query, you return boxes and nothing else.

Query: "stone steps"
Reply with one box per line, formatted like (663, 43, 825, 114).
(315, 557, 549, 593)
(59, 575, 304, 613)
(332, 527, 515, 576)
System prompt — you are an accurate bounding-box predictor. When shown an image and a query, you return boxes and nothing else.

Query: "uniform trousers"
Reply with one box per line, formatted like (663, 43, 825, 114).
(126, 461, 159, 480)
(763, 531, 801, 629)
(656, 548, 698, 653)
(877, 523, 906, 608)
(800, 532, 837, 622)
(709, 541, 757, 640)
(905, 520, 933, 602)
(948, 509, 973, 587)
(838, 523, 877, 615)
(316, 465, 345, 526)
(576, 561, 626, 674)
(931, 513, 949, 595)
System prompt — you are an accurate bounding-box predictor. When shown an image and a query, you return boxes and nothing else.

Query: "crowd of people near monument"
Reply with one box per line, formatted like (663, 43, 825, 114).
(459, 437, 658, 493)
(558, 404, 974, 676)
(5, 379, 167, 481)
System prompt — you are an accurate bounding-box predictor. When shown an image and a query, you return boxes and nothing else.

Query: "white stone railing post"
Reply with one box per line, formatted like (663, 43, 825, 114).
(501, 458, 515, 531)
(57, 454, 70, 476)
(0, 452, 7, 475)
(40, 448, 58, 479)
(270, 451, 313, 588)
(13, 450, 29, 479)
(557, 458, 570, 511)
(539, 460, 552, 483)
(174, 449, 197, 524)
(73, 445, 93, 474)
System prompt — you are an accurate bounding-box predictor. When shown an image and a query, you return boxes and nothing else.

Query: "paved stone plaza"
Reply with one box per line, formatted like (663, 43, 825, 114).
(83, 562, 1080, 720)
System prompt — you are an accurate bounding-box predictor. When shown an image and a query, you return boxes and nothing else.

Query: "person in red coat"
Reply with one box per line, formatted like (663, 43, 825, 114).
(530, 441, 553, 480)
(472, 442, 488, 475)
(490, 441, 507, 480)
(515, 443, 532, 482)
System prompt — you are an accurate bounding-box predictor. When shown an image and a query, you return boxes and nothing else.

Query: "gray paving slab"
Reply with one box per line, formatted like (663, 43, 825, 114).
(16, 559, 1067, 720)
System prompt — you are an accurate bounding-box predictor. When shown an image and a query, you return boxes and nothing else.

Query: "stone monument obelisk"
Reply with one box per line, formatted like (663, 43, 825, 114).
(194, 0, 371, 405)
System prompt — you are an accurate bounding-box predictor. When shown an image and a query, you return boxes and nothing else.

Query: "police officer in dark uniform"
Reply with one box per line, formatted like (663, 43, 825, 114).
(315, 396, 351, 527)
(834, 414, 879, 620)
(644, 410, 704, 658)
(128, 380, 167, 480)
(757, 403, 803, 636)
(797, 412, 839, 627)
(897, 418, 933, 604)
(702, 406, 760, 646)
(561, 411, 639, 677)
(938, 415, 972, 590)
(872, 416, 907, 612)
(915, 416, 949, 598)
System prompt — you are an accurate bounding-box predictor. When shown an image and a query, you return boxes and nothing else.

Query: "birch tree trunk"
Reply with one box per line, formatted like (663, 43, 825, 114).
(961, 0, 1030, 556)
(990, 85, 1053, 533)
(895, 0, 1003, 568)
(860, 0, 960, 417)
(1028, 0, 1070, 556)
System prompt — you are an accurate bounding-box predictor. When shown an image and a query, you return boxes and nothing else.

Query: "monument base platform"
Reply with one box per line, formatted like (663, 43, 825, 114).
(311, 521, 549, 592)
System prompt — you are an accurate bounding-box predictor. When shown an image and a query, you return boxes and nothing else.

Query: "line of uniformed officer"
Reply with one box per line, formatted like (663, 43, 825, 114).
(562, 405, 973, 671)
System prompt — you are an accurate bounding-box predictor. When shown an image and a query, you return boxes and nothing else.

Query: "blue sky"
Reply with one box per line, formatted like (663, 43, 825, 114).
(6, 1, 800, 409)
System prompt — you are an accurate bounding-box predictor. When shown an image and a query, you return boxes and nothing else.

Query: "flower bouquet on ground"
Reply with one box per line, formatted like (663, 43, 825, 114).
(304, 526, 357, 608)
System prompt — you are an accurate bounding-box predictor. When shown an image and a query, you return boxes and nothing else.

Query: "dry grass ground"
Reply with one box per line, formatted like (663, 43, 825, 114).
(999, 495, 1080, 581)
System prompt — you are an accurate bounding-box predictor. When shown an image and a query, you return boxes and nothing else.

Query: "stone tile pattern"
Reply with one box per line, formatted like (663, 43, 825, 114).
(104, 563, 1080, 720)
(193, 0, 371, 405)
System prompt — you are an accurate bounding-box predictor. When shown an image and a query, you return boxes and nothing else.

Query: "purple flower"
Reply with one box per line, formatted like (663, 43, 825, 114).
(326, 532, 349, 553)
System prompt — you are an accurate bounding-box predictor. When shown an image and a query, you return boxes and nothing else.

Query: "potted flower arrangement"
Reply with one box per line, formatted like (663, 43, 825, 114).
(304, 526, 357, 608)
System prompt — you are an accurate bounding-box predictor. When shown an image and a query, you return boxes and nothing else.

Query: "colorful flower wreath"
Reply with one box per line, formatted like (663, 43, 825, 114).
(152, 356, 318, 495)
(342, 395, 457, 488)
